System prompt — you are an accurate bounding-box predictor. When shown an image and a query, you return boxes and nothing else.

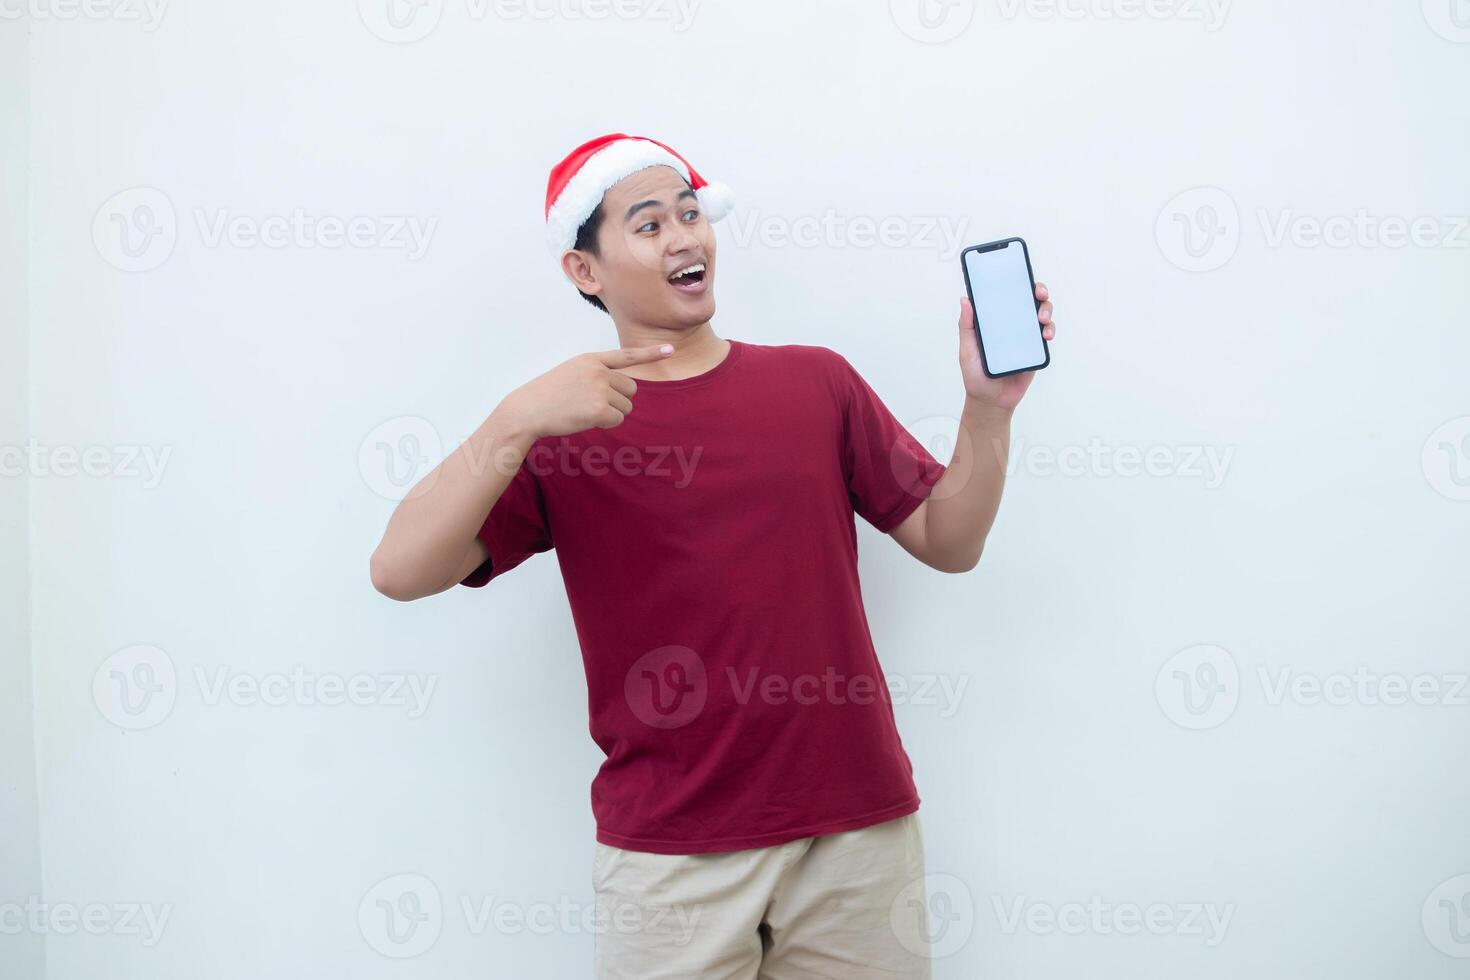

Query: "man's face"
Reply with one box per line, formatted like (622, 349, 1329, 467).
(568, 165, 717, 326)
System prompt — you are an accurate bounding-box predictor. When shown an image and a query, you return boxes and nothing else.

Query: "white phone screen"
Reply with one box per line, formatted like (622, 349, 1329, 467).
(963, 241, 1047, 376)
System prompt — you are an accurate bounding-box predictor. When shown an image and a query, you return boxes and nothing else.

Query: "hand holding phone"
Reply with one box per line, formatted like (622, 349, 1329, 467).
(960, 238, 1050, 378)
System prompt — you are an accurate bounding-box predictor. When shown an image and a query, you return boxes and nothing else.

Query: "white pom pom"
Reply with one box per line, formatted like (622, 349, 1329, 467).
(696, 180, 735, 222)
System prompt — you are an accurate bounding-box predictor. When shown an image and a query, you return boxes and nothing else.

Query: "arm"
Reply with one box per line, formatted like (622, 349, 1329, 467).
(369, 343, 674, 601)
(369, 408, 535, 601)
(889, 282, 1057, 573)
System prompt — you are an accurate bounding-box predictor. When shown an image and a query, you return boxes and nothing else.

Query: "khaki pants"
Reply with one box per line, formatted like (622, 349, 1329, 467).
(592, 811, 933, 979)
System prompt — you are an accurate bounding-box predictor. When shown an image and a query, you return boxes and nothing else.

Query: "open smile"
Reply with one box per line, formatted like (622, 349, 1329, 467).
(666, 261, 709, 295)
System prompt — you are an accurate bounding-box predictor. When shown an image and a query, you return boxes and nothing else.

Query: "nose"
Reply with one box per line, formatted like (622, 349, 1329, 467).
(665, 221, 701, 256)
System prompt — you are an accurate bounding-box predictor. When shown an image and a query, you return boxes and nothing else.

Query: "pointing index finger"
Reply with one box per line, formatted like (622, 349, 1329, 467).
(596, 344, 675, 369)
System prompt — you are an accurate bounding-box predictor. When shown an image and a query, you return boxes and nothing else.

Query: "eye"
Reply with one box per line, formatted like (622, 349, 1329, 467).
(682, 208, 700, 222)
(636, 221, 658, 234)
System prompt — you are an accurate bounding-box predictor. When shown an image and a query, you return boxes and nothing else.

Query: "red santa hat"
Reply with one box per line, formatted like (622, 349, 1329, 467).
(544, 133, 734, 256)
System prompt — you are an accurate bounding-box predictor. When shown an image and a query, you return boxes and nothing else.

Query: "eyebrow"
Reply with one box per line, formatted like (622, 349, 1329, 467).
(623, 188, 698, 223)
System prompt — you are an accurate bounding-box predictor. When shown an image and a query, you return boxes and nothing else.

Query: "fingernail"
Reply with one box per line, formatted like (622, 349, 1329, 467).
(659, 344, 674, 354)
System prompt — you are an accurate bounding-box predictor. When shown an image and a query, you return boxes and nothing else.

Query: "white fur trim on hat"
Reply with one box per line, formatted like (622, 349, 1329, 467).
(546, 139, 733, 255)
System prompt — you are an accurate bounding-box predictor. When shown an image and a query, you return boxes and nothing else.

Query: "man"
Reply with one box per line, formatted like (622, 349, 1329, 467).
(370, 133, 1058, 977)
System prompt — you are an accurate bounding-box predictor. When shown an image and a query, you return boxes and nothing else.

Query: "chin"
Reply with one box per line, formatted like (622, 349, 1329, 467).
(672, 294, 715, 325)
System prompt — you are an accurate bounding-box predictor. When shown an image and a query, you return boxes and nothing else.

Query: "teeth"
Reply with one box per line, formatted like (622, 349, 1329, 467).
(668, 263, 706, 281)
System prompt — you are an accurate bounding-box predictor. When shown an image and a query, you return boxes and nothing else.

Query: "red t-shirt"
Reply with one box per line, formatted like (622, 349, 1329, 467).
(461, 340, 946, 854)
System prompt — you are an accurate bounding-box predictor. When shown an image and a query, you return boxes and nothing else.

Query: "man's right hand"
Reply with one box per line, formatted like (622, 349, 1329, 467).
(500, 344, 675, 439)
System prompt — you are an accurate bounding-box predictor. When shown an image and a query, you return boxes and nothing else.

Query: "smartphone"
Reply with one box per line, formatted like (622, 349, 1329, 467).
(959, 237, 1049, 378)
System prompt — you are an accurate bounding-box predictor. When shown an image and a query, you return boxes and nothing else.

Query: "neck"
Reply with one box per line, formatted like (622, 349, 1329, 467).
(611, 319, 729, 381)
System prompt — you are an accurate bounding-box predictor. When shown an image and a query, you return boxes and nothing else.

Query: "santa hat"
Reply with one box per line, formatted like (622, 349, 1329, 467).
(545, 133, 734, 256)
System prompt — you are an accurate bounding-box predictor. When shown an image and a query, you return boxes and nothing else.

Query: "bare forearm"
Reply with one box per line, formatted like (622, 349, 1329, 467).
(921, 399, 1013, 571)
(370, 405, 534, 600)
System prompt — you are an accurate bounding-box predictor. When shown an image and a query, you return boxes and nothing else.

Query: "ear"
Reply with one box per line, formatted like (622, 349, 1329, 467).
(561, 249, 602, 298)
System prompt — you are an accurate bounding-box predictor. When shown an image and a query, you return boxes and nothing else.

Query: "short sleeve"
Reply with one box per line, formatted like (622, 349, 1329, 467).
(836, 354, 947, 532)
(459, 460, 553, 588)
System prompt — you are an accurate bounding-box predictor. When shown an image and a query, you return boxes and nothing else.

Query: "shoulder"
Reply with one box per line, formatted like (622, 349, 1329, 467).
(735, 341, 856, 382)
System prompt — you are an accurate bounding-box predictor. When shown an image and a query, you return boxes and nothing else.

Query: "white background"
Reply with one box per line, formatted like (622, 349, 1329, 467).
(3, 0, 1468, 977)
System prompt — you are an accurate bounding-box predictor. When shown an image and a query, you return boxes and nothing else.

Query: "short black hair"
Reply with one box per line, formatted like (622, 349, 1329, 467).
(570, 171, 696, 315)
(572, 202, 609, 314)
